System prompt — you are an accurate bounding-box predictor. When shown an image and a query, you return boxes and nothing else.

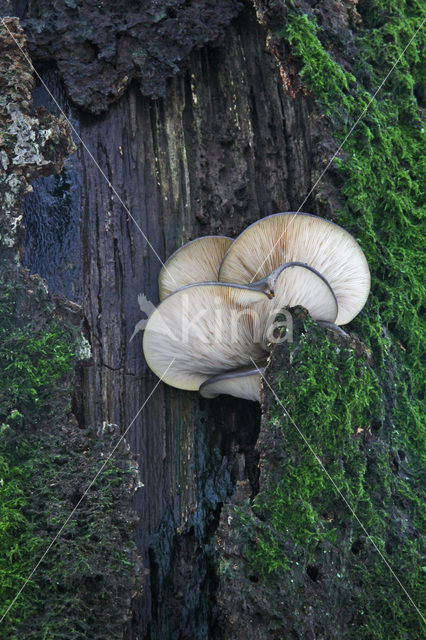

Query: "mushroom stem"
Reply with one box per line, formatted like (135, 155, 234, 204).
(218, 212, 370, 325)
(249, 262, 339, 345)
(199, 363, 266, 402)
(317, 321, 349, 338)
(248, 261, 332, 299)
(247, 273, 275, 298)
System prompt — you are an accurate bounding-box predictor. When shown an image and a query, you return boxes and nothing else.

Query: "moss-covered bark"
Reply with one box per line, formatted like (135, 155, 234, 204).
(216, 313, 424, 638)
(0, 269, 142, 638)
(216, 1, 425, 638)
(12, 3, 315, 636)
(2, 0, 424, 637)
(0, 19, 141, 638)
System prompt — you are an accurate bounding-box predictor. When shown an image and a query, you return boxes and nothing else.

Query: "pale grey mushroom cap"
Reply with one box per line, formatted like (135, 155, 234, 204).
(143, 283, 269, 391)
(199, 365, 264, 402)
(255, 262, 338, 341)
(158, 235, 233, 300)
(218, 212, 370, 325)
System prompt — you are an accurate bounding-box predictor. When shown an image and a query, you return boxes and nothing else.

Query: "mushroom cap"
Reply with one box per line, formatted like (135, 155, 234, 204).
(143, 283, 269, 390)
(259, 262, 338, 337)
(218, 212, 370, 325)
(199, 365, 264, 402)
(158, 235, 233, 300)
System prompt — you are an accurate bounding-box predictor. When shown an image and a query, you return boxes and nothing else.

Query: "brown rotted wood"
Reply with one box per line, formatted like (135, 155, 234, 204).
(21, 3, 315, 638)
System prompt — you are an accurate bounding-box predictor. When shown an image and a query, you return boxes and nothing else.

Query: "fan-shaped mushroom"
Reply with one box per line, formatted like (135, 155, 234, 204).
(142, 211, 371, 402)
(143, 283, 269, 391)
(218, 212, 370, 325)
(199, 365, 265, 402)
(252, 262, 338, 337)
(158, 235, 233, 300)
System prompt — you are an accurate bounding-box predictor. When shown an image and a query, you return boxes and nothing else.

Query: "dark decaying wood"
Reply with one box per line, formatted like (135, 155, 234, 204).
(21, 3, 319, 637)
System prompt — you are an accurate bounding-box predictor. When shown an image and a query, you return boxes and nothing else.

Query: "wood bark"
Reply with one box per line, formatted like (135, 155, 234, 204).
(11, 0, 345, 637)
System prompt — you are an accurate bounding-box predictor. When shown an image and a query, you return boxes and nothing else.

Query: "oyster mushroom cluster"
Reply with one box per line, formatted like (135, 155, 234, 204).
(143, 212, 370, 402)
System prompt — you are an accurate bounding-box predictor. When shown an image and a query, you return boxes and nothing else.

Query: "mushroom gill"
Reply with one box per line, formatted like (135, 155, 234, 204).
(253, 262, 338, 338)
(218, 212, 370, 325)
(142, 213, 371, 401)
(158, 235, 233, 300)
(143, 283, 269, 391)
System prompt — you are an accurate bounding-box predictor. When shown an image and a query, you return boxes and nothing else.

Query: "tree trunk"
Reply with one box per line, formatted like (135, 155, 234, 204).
(17, 2, 315, 637)
(1, 0, 423, 638)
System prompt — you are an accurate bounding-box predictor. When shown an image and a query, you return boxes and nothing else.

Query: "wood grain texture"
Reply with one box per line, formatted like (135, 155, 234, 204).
(22, 4, 316, 637)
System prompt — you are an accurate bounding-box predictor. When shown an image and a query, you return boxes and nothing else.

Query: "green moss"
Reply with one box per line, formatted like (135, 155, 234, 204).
(0, 281, 74, 415)
(246, 319, 425, 638)
(240, 2, 425, 637)
(281, 1, 425, 410)
(251, 320, 382, 559)
(0, 269, 139, 638)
